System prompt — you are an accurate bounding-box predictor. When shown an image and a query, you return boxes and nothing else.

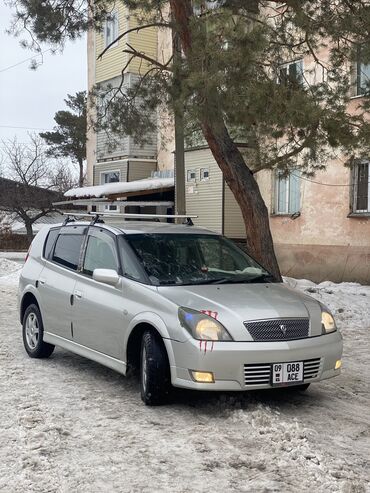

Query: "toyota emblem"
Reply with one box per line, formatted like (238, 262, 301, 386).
(279, 324, 287, 336)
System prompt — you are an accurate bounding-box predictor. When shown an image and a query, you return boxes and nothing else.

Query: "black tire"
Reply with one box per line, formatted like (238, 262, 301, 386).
(22, 304, 55, 358)
(140, 330, 171, 406)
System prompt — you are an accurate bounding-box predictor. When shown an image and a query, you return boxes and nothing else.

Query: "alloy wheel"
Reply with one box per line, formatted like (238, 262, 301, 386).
(25, 312, 39, 349)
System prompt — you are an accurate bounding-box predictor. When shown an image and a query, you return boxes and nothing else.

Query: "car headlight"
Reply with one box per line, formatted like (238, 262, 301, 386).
(321, 306, 337, 334)
(178, 307, 233, 341)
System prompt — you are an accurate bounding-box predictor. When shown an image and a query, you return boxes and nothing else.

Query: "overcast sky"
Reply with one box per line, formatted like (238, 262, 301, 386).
(0, 3, 87, 145)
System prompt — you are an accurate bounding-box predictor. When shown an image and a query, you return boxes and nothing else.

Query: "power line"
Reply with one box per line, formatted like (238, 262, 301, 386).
(0, 125, 52, 130)
(0, 49, 52, 73)
(291, 172, 365, 187)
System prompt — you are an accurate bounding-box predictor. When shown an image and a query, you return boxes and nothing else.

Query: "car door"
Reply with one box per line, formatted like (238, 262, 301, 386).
(71, 227, 125, 359)
(38, 225, 87, 340)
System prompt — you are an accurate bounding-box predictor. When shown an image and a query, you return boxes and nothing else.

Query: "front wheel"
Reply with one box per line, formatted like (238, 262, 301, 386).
(22, 304, 55, 358)
(140, 330, 171, 406)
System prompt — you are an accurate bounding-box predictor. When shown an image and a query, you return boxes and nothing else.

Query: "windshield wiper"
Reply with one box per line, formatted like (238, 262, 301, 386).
(210, 274, 275, 284)
(157, 274, 275, 286)
(189, 278, 231, 285)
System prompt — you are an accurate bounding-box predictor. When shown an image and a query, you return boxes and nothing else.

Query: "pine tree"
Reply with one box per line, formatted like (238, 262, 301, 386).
(40, 91, 87, 187)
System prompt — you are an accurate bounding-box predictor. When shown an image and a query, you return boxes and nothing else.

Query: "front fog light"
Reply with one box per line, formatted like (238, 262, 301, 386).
(191, 370, 215, 383)
(335, 360, 342, 370)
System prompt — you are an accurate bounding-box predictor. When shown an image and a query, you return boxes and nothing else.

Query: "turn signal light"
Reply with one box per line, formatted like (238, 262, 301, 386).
(190, 370, 215, 383)
(335, 360, 342, 370)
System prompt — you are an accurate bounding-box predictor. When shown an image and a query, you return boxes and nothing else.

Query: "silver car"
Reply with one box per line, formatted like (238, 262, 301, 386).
(18, 219, 343, 405)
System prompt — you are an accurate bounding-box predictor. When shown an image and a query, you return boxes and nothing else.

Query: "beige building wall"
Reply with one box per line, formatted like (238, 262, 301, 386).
(223, 184, 245, 238)
(185, 148, 223, 234)
(257, 157, 370, 283)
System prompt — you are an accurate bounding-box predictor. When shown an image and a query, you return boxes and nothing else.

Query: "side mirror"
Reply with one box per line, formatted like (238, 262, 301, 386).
(93, 268, 120, 287)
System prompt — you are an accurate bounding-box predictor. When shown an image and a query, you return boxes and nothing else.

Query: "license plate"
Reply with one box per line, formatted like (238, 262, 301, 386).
(272, 361, 303, 386)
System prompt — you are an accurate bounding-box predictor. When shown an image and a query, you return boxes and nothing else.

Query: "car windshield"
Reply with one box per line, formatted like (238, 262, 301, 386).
(125, 233, 274, 286)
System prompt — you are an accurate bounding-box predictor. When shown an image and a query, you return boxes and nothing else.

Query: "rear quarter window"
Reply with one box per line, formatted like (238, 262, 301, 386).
(52, 234, 85, 271)
(43, 228, 60, 260)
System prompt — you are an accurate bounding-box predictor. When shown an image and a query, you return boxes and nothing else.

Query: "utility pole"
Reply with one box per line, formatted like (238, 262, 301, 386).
(172, 25, 186, 218)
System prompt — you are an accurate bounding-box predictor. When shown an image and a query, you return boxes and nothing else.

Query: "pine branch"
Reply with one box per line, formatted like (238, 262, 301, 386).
(252, 124, 320, 173)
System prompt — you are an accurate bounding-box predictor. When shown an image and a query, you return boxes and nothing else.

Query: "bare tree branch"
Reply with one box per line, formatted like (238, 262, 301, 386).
(122, 43, 173, 72)
(97, 22, 171, 60)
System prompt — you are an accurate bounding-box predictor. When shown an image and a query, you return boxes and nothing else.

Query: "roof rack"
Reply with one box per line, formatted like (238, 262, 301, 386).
(61, 212, 198, 225)
(61, 213, 105, 226)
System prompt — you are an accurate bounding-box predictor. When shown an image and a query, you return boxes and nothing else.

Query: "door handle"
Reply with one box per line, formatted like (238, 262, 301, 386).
(74, 290, 83, 299)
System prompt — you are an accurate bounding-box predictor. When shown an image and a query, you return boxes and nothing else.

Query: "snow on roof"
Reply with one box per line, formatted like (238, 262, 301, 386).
(64, 177, 175, 199)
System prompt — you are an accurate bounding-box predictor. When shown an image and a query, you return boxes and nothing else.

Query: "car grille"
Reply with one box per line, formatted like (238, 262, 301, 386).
(244, 358, 322, 386)
(303, 358, 322, 381)
(244, 318, 310, 341)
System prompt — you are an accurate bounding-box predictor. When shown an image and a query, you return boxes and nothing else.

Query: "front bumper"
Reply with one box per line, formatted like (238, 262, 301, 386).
(165, 331, 343, 391)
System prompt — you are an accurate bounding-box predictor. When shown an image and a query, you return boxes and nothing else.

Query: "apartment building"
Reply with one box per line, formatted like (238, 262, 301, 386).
(85, 5, 370, 283)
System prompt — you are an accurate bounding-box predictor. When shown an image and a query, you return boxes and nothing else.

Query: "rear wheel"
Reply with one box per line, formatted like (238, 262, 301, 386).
(22, 304, 55, 358)
(140, 330, 171, 406)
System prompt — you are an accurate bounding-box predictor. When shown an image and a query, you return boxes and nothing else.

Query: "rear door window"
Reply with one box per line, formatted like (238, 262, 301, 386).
(52, 233, 85, 271)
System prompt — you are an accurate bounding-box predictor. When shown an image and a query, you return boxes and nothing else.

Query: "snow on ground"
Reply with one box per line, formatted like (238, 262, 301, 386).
(0, 260, 369, 492)
(0, 257, 23, 285)
(0, 252, 27, 261)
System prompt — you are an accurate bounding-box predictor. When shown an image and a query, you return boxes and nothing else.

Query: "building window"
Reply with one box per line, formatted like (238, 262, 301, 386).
(353, 161, 370, 213)
(104, 10, 118, 48)
(275, 170, 301, 214)
(101, 171, 120, 184)
(187, 170, 196, 182)
(356, 60, 370, 96)
(279, 60, 304, 85)
(200, 168, 209, 181)
(193, 1, 222, 15)
(104, 204, 118, 213)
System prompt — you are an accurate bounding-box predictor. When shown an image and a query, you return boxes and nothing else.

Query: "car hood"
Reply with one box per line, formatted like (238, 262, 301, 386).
(157, 282, 322, 340)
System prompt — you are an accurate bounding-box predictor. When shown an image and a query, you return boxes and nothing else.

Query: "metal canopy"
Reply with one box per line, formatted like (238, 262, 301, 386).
(53, 199, 174, 207)
(61, 212, 197, 220)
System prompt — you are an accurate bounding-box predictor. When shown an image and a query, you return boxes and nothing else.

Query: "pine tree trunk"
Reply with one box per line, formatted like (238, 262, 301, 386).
(170, 0, 282, 281)
(201, 119, 282, 281)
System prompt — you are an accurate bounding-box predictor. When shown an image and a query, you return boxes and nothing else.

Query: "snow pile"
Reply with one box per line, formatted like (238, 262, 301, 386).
(284, 276, 370, 330)
(0, 258, 22, 285)
(64, 177, 175, 199)
(226, 403, 359, 490)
